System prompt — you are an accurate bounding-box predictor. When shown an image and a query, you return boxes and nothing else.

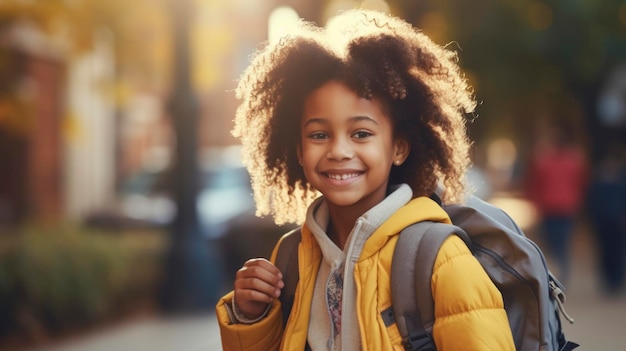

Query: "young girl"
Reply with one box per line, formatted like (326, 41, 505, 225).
(216, 9, 515, 351)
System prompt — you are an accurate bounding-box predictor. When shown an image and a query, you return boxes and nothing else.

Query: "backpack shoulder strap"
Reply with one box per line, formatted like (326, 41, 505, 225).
(274, 227, 301, 327)
(391, 221, 470, 351)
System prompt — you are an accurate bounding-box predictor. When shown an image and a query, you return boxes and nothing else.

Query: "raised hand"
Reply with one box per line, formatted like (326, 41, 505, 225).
(233, 258, 285, 320)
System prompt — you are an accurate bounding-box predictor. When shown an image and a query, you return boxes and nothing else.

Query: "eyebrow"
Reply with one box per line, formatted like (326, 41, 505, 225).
(302, 115, 379, 127)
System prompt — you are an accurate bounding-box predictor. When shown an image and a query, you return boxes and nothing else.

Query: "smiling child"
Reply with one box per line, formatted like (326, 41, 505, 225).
(216, 9, 515, 351)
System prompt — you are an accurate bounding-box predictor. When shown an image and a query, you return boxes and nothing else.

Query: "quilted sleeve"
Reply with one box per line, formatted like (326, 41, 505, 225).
(430, 235, 515, 351)
(216, 291, 283, 351)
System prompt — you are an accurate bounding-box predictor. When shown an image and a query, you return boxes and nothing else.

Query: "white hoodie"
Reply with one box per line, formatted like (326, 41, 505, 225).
(305, 184, 413, 351)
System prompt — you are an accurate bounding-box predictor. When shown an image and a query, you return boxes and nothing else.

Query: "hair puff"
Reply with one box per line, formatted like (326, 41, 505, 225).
(232, 9, 475, 225)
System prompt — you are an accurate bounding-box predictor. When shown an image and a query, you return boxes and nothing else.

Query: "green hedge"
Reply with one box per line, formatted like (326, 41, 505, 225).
(0, 223, 168, 337)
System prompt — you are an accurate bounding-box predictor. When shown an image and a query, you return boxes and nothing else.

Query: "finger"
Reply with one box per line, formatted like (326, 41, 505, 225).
(235, 276, 282, 298)
(244, 258, 283, 278)
(236, 286, 276, 304)
(238, 262, 284, 288)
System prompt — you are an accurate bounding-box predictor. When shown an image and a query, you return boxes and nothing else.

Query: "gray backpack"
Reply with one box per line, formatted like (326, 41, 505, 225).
(275, 194, 579, 351)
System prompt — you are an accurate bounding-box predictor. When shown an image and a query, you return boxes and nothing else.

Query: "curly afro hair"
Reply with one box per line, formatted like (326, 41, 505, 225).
(232, 9, 476, 225)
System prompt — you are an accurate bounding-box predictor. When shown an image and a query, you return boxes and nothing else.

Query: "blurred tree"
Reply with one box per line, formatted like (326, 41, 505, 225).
(3, 0, 625, 152)
(391, 0, 626, 152)
(0, 0, 172, 106)
(159, 0, 218, 312)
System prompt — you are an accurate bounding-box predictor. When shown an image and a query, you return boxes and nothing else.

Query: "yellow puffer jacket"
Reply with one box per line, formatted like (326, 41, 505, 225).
(216, 197, 515, 350)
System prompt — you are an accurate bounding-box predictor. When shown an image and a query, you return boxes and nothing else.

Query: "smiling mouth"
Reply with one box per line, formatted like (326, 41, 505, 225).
(325, 172, 361, 180)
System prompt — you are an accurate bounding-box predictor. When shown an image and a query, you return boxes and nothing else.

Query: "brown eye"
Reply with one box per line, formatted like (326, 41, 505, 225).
(309, 132, 328, 140)
(353, 131, 372, 139)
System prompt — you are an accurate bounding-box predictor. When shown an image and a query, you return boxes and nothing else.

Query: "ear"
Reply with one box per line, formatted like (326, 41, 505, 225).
(296, 144, 302, 166)
(393, 138, 410, 166)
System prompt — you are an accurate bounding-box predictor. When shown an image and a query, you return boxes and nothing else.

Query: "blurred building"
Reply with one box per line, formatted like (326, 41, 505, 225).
(0, 22, 68, 226)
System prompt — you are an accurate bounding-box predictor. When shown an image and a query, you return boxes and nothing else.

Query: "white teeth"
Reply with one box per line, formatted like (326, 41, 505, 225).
(328, 173, 359, 180)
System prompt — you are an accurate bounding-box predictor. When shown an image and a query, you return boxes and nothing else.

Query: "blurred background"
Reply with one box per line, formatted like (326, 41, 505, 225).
(0, 0, 625, 350)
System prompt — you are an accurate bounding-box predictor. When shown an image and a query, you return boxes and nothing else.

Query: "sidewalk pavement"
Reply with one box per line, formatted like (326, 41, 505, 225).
(34, 226, 626, 351)
(33, 313, 222, 351)
(556, 227, 626, 351)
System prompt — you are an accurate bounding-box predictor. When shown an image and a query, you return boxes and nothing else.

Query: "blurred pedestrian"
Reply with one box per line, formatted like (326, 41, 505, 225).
(524, 121, 589, 284)
(587, 143, 626, 295)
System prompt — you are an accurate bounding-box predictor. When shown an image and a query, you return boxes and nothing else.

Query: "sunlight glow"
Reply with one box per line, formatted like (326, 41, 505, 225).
(360, 0, 390, 13)
(488, 195, 538, 232)
(487, 138, 518, 171)
(268, 6, 300, 43)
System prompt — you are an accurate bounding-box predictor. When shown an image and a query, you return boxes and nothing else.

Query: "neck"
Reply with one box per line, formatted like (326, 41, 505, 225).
(323, 185, 392, 249)
(326, 206, 361, 250)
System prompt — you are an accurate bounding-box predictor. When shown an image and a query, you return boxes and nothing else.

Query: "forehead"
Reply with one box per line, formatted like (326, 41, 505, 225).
(301, 80, 388, 123)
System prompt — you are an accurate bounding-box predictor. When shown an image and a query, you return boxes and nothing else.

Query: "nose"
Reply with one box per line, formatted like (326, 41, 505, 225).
(326, 137, 354, 161)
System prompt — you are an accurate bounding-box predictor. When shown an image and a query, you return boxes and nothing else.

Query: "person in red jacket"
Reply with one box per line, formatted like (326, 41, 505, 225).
(525, 121, 589, 283)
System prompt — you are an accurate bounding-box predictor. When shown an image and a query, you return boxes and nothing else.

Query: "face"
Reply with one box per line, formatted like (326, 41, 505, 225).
(298, 80, 408, 213)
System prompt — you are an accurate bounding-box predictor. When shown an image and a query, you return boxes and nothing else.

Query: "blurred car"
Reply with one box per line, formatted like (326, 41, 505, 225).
(84, 167, 175, 230)
(85, 146, 296, 283)
(197, 162, 257, 239)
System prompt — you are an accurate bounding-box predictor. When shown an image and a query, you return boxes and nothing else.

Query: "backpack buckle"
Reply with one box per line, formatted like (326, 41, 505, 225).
(405, 332, 435, 351)
(550, 279, 575, 324)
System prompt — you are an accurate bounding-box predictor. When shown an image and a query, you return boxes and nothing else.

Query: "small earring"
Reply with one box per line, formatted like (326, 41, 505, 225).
(394, 160, 401, 166)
